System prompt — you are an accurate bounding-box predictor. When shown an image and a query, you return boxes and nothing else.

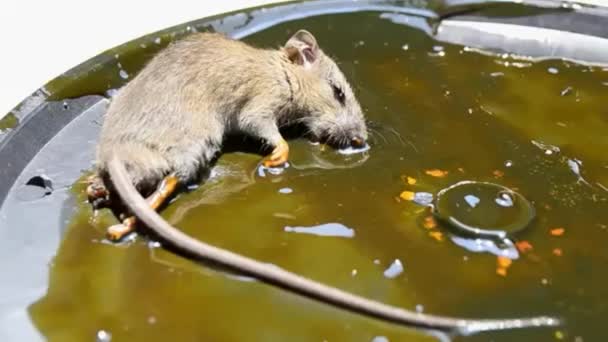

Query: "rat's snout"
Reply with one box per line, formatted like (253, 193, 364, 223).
(309, 110, 368, 149)
(325, 130, 367, 149)
(351, 136, 366, 148)
(335, 112, 368, 147)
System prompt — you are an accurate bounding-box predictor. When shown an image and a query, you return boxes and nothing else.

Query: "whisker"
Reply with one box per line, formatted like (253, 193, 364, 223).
(365, 119, 383, 130)
(404, 137, 419, 154)
(367, 130, 379, 145)
(372, 129, 388, 144)
(384, 126, 419, 154)
(386, 127, 406, 147)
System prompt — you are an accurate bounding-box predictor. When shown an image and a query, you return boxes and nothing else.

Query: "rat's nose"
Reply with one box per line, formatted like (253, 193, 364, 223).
(351, 136, 366, 148)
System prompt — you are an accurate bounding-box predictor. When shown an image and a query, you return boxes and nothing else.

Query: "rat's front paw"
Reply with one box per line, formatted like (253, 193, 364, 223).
(263, 139, 289, 168)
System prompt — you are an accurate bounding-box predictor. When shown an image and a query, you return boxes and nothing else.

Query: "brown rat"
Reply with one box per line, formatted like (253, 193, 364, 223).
(89, 30, 560, 335)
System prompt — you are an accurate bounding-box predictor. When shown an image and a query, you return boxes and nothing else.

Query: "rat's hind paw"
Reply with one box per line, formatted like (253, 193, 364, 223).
(106, 217, 137, 241)
(86, 174, 111, 209)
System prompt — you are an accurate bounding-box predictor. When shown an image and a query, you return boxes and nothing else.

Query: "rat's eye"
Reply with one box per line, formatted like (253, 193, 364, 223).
(332, 84, 345, 105)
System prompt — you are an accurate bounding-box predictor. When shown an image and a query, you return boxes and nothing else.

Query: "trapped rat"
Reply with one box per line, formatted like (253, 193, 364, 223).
(88, 30, 367, 239)
(87, 30, 560, 335)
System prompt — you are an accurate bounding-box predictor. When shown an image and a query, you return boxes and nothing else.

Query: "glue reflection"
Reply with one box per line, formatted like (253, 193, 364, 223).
(284, 222, 355, 238)
(451, 236, 519, 259)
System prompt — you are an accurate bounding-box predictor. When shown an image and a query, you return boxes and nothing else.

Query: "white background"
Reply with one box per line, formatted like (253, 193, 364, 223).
(0, 0, 288, 118)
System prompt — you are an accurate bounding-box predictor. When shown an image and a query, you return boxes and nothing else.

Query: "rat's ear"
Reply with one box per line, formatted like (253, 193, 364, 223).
(285, 29, 319, 67)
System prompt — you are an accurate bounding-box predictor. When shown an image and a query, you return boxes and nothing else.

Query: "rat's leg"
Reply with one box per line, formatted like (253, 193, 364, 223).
(239, 111, 289, 168)
(106, 174, 180, 241)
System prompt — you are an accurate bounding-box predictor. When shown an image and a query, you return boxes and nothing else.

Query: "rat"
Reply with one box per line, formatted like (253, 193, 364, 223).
(87, 30, 560, 335)
(88, 29, 367, 238)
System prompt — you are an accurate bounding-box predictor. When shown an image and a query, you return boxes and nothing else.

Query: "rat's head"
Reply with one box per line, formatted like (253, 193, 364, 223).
(284, 30, 368, 149)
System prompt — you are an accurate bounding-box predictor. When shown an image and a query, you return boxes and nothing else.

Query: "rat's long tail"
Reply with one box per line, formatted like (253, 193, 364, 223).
(108, 155, 560, 336)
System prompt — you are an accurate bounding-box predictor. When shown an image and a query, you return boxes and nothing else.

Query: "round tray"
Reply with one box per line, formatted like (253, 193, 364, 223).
(1, 1, 607, 340)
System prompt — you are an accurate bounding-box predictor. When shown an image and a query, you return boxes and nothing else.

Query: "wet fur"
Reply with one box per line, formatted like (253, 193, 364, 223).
(96, 31, 367, 194)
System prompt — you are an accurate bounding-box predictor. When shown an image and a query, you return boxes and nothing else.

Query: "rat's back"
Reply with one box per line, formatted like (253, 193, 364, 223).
(96, 32, 282, 188)
(100, 32, 270, 137)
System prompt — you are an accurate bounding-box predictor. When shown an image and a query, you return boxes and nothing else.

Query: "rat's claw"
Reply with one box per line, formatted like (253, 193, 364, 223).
(263, 139, 289, 168)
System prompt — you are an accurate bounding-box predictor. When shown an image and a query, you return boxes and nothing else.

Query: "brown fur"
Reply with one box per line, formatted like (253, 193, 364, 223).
(96, 30, 367, 193)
